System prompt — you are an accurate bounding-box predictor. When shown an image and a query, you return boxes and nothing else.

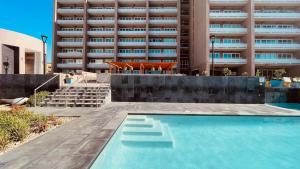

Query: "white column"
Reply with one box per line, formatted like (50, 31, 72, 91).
(19, 47, 25, 74)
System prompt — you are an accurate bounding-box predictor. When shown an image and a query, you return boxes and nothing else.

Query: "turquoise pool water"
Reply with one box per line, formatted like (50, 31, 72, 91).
(91, 115, 300, 169)
(270, 103, 300, 111)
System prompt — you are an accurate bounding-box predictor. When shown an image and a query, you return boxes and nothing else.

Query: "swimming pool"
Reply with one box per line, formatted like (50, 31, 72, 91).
(91, 115, 300, 169)
(270, 103, 300, 111)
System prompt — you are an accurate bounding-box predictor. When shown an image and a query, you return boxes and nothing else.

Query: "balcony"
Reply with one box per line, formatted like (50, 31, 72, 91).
(57, 8, 84, 14)
(118, 42, 146, 47)
(87, 52, 115, 58)
(57, 19, 84, 25)
(209, 0, 248, 5)
(149, 31, 177, 36)
(149, 42, 177, 47)
(118, 31, 146, 36)
(57, 52, 83, 58)
(118, 8, 146, 14)
(87, 30, 114, 36)
(88, 0, 115, 4)
(57, 63, 82, 69)
(255, 43, 300, 51)
(255, 58, 300, 65)
(118, 53, 146, 58)
(57, 41, 83, 47)
(87, 42, 114, 47)
(209, 12, 248, 21)
(210, 28, 247, 35)
(211, 43, 247, 51)
(254, 0, 300, 6)
(149, 8, 177, 14)
(57, 0, 84, 4)
(210, 58, 247, 64)
(149, 53, 177, 58)
(255, 28, 300, 36)
(87, 8, 115, 14)
(118, 20, 146, 25)
(255, 12, 300, 21)
(87, 19, 114, 25)
(87, 63, 110, 69)
(57, 30, 84, 36)
(149, 19, 177, 25)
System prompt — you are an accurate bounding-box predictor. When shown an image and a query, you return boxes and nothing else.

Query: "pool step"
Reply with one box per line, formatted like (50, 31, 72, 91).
(121, 116, 173, 147)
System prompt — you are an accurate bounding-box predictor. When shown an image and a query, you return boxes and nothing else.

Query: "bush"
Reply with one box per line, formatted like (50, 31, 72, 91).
(27, 91, 50, 106)
(0, 129, 10, 151)
(0, 114, 30, 142)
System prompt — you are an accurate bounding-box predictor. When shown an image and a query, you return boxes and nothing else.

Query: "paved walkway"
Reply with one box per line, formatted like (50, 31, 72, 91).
(0, 103, 299, 169)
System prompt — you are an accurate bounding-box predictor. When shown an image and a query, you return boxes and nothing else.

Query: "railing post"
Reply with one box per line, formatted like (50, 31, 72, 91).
(34, 89, 37, 107)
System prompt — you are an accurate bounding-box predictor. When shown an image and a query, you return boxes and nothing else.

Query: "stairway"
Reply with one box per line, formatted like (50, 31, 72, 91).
(40, 85, 110, 108)
(121, 115, 173, 147)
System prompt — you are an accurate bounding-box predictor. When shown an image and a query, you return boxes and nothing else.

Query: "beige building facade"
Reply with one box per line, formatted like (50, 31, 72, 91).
(52, 0, 300, 77)
(0, 29, 45, 74)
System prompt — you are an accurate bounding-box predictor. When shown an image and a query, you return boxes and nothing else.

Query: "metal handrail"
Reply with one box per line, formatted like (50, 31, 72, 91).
(34, 74, 60, 107)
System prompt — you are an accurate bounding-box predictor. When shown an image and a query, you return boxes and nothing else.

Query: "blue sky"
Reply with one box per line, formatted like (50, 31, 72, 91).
(0, 0, 53, 63)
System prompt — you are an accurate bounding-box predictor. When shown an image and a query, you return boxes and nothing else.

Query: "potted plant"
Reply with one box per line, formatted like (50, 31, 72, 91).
(64, 73, 74, 84)
(242, 72, 248, 76)
(270, 69, 286, 87)
(223, 68, 232, 76)
(201, 70, 209, 76)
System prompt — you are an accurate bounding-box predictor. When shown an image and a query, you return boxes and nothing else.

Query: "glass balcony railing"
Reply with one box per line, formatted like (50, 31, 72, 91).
(118, 31, 146, 36)
(210, 0, 248, 4)
(149, 42, 177, 46)
(149, 19, 177, 25)
(255, 12, 300, 20)
(149, 30, 177, 36)
(57, 41, 84, 47)
(87, 52, 115, 58)
(210, 58, 247, 64)
(149, 53, 177, 57)
(87, 19, 114, 25)
(118, 8, 146, 13)
(57, 63, 82, 69)
(211, 43, 247, 50)
(57, 0, 84, 4)
(118, 20, 146, 24)
(88, 0, 114, 3)
(255, 43, 300, 50)
(57, 19, 84, 25)
(118, 53, 147, 57)
(209, 12, 248, 20)
(255, 58, 300, 65)
(57, 30, 84, 36)
(88, 8, 115, 14)
(87, 63, 110, 69)
(57, 8, 84, 14)
(57, 52, 83, 58)
(87, 42, 114, 47)
(255, 28, 300, 35)
(210, 28, 247, 34)
(255, 0, 300, 5)
(149, 8, 177, 13)
(118, 42, 146, 46)
(87, 30, 115, 36)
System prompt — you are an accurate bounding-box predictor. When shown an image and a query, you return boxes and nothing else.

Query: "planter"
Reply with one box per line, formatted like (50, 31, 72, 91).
(64, 78, 74, 84)
(270, 80, 283, 88)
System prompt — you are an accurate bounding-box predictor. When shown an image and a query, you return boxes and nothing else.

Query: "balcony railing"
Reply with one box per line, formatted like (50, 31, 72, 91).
(149, 42, 177, 46)
(149, 31, 177, 36)
(118, 8, 146, 13)
(57, 30, 84, 36)
(87, 52, 115, 58)
(118, 31, 146, 36)
(210, 28, 247, 35)
(255, 44, 300, 50)
(57, 52, 83, 58)
(57, 8, 84, 14)
(87, 30, 115, 36)
(87, 20, 114, 25)
(57, 0, 84, 4)
(57, 63, 82, 69)
(87, 8, 115, 14)
(118, 53, 147, 57)
(149, 20, 177, 25)
(149, 53, 177, 57)
(57, 20, 84, 25)
(210, 58, 247, 64)
(210, 0, 248, 5)
(88, 0, 115, 3)
(57, 41, 84, 47)
(254, 0, 300, 5)
(87, 63, 110, 69)
(209, 12, 248, 20)
(255, 28, 300, 35)
(211, 43, 247, 50)
(255, 58, 300, 65)
(87, 42, 114, 47)
(118, 42, 146, 46)
(149, 8, 177, 14)
(118, 20, 146, 25)
(255, 12, 300, 20)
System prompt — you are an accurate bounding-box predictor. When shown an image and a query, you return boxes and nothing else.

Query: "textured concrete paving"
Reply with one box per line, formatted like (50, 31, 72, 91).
(0, 103, 299, 169)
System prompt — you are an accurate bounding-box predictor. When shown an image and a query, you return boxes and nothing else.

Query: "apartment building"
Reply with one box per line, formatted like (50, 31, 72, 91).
(53, 0, 300, 77)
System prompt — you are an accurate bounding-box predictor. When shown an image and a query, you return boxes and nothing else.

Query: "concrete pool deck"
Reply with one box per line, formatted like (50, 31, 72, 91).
(0, 103, 300, 169)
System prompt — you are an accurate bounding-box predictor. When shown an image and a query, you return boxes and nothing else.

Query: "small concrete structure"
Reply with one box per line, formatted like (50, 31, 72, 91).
(0, 29, 45, 74)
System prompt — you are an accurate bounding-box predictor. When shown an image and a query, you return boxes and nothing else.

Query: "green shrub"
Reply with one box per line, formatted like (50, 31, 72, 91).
(27, 91, 50, 106)
(0, 129, 10, 150)
(0, 114, 30, 142)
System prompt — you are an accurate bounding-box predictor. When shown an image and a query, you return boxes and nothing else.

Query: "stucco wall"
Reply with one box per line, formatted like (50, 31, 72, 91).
(0, 29, 45, 74)
(111, 75, 265, 104)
